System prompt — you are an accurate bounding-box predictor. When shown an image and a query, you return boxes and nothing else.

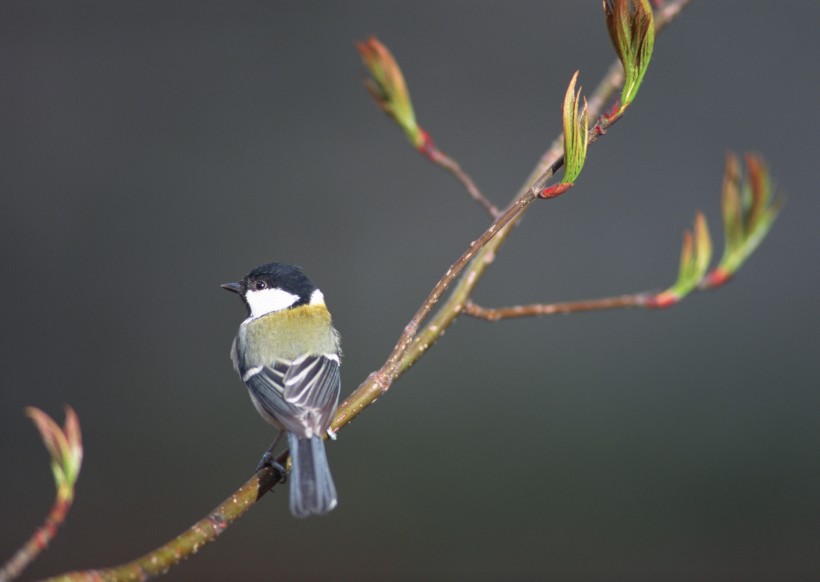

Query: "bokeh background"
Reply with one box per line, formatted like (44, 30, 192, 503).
(2, 2, 818, 580)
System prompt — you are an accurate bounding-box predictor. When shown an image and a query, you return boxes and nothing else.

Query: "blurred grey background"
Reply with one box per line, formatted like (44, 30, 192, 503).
(1, 2, 818, 580)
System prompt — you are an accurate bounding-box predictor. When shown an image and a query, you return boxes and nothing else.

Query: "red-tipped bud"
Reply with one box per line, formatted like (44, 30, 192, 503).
(539, 182, 574, 199)
(356, 37, 425, 149)
(717, 152, 782, 277)
(25, 405, 83, 501)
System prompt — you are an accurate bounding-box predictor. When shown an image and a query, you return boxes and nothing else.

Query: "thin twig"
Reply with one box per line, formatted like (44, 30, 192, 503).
(333, 0, 685, 422)
(464, 293, 652, 320)
(463, 262, 736, 320)
(523, 0, 691, 190)
(395, 0, 695, 373)
(1, 498, 73, 582)
(420, 139, 500, 217)
(44, 469, 280, 582)
(2, 406, 81, 582)
(335, 187, 540, 428)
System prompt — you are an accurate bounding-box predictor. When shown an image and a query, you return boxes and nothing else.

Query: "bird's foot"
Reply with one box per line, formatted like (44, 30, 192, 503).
(256, 450, 287, 483)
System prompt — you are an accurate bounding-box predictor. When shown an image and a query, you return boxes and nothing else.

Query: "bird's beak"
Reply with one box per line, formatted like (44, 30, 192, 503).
(221, 281, 243, 294)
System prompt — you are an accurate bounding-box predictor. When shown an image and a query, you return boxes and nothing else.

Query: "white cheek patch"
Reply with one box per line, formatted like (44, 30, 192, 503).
(245, 287, 299, 318)
(309, 289, 325, 305)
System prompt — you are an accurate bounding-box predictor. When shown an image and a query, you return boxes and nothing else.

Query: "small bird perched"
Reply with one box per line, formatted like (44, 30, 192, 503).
(222, 262, 341, 517)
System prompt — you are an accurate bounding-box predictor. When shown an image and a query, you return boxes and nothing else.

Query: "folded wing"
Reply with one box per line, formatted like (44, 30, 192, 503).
(244, 355, 340, 438)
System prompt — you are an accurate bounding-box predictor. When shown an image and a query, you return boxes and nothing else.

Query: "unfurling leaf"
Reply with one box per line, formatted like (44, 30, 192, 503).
(561, 71, 589, 185)
(602, 0, 655, 114)
(355, 36, 426, 149)
(709, 152, 783, 285)
(25, 405, 83, 501)
(651, 211, 713, 307)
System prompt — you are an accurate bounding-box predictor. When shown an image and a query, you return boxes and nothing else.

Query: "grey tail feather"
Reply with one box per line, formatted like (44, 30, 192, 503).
(287, 432, 338, 518)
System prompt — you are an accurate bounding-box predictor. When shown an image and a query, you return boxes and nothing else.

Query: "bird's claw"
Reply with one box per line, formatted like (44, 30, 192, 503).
(256, 451, 287, 483)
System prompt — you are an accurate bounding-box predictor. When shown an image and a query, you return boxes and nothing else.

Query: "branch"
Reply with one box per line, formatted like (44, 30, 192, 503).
(0, 499, 73, 582)
(391, 1, 691, 379)
(2, 407, 82, 582)
(419, 135, 500, 217)
(44, 3, 696, 579)
(461, 274, 723, 321)
(464, 294, 652, 320)
(524, 0, 690, 188)
(334, 187, 539, 428)
(464, 150, 783, 319)
(45, 469, 280, 582)
(334, 0, 697, 429)
(357, 37, 499, 218)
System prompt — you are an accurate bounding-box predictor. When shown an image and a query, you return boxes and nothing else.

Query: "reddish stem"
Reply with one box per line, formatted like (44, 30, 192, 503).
(417, 129, 500, 217)
(699, 266, 733, 290)
(0, 497, 73, 582)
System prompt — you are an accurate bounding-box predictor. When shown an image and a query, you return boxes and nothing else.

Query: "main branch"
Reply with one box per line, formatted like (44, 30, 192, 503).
(44, 2, 694, 580)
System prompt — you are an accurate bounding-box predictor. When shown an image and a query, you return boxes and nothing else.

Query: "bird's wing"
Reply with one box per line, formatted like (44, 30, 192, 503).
(244, 355, 340, 438)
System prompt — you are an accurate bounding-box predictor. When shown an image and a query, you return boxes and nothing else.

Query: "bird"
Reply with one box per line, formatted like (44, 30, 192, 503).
(222, 262, 341, 517)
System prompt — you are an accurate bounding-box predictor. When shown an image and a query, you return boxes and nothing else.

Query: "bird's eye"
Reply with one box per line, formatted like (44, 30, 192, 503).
(254, 281, 267, 290)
